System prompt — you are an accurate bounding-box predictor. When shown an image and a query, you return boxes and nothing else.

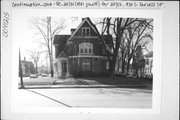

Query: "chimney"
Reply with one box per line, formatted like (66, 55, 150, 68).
(71, 29, 76, 34)
(82, 18, 85, 21)
(24, 57, 26, 61)
(82, 17, 89, 21)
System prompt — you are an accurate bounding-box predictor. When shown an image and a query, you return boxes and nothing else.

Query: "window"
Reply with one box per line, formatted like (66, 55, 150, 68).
(82, 27, 90, 36)
(80, 47, 83, 53)
(82, 59, 90, 71)
(61, 61, 67, 73)
(106, 62, 109, 70)
(84, 48, 88, 53)
(79, 43, 93, 54)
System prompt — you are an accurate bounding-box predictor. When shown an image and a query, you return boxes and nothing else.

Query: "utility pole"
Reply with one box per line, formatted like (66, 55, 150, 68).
(19, 48, 24, 88)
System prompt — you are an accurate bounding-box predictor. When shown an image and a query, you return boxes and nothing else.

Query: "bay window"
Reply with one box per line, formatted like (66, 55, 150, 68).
(79, 43, 93, 54)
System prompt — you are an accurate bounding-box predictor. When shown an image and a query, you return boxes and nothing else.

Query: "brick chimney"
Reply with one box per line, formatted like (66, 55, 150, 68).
(71, 29, 76, 34)
(82, 18, 85, 21)
(82, 17, 88, 21)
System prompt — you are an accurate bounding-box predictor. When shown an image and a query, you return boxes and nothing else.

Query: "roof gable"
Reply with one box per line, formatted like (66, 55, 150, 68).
(67, 18, 100, 41)
(144, 51, 153, 58)
(53, 35, 70, 45)
(58, 51, 68, 58)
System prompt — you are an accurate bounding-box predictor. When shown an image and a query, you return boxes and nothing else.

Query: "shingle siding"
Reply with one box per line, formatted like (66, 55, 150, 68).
(74, 21, 97, 37)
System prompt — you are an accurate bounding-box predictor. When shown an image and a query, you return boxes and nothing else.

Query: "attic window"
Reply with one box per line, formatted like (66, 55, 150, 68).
(82, 27, 90, 36)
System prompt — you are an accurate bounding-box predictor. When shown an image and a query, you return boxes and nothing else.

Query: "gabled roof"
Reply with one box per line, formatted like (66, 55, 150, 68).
(58, 51, 68, 58)
(67, 17, 100, 41)
(144, 51, 153, 58)
(53, 35, 70, 45)
(21, 60, 33, 64)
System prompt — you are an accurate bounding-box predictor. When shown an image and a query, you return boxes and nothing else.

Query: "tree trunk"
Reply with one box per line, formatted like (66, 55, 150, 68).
(48, 49, 54, 77)
(35, 63, 38, 74)
(121, 50, 126, 75)
(49, 54, 54, 77)
(109, 60, 116, 76)
(47, 17, 54, 78)
(109, 18, 121, 76)
(126, 58, 131, 75)
(117, 56, 121, 74)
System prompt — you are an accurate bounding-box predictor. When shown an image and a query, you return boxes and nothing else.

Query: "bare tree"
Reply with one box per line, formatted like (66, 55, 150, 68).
(96, 17, 153, 76)
(124, 18, 153, 74)
(31, 17, 65, 77)
(132, 45, 145, 77)
(97, 17, 137, 76)
(27, 50, 42, 74)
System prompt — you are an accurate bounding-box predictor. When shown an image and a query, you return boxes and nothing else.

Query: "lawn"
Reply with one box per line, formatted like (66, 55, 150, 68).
(19, 76, 152, 89)
(54, 76, 152, 89)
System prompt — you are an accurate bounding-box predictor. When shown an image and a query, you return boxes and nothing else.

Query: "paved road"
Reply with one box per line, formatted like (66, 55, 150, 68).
(14, 88, 152, 108)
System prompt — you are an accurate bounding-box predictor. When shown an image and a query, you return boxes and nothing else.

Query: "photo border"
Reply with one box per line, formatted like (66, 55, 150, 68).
(1, 0, 179, 120)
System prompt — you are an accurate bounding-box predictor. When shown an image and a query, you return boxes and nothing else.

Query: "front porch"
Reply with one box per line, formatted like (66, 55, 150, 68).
(54, 58, 69, 79)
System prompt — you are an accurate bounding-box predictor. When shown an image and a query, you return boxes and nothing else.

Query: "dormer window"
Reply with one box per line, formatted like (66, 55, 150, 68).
(82, 27, 90, 36)
(79, 43, 93, 54)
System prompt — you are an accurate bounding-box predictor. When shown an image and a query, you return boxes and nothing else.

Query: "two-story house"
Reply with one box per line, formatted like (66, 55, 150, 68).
(53, 17, 112, 78)
(144, 51, 153, 78)
(20, 57, 35, 77)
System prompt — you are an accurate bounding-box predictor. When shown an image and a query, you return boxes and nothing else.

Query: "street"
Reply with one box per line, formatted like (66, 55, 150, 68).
(13, 88, 152, 108)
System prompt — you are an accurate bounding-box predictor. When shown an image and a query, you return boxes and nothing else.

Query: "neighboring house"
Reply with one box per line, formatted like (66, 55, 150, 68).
(21, 57, 35, 77)
(144, 51, 153, 78)
(39, 65, 50, 74)
(53, 17, 112, 78)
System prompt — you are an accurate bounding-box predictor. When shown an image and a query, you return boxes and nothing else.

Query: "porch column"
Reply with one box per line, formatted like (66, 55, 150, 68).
(66, 60, 69, 77)
(58, 60, 62, 77)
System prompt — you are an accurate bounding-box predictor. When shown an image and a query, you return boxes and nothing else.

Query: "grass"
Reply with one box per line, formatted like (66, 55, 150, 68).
(75, 77, 151, 85)
(19, 76, 152, 89)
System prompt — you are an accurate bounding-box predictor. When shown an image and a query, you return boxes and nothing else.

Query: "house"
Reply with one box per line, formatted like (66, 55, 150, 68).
(20, 57, 35, 77)
(144, 51, 153, 78)
(53, 17, 112, 78)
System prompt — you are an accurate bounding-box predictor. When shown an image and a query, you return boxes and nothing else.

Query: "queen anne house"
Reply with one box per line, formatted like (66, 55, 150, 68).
(53, 17, 112, 78)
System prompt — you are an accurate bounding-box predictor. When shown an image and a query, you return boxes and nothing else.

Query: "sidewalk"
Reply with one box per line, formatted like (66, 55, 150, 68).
(20, 84, 148, 89)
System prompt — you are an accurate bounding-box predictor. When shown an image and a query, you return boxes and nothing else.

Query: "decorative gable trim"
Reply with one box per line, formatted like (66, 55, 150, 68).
(67, 18, 100, 42)
(58, 51, 68, 58)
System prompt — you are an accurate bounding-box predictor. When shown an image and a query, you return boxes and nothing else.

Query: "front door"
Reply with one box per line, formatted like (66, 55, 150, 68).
(61, 61, 67, 76)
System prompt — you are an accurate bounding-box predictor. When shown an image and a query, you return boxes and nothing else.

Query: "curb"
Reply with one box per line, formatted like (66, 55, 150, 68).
(19, 84, 148, 89)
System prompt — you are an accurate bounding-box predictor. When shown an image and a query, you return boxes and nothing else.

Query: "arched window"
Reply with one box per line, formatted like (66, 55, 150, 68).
(79, 43, 93, 54)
